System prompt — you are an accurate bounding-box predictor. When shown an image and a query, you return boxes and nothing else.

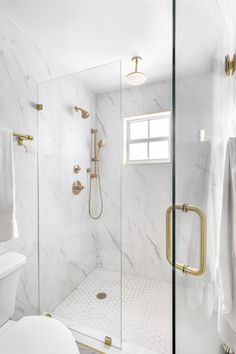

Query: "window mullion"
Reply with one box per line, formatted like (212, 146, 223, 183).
(125, 112, 171, 164)
(128, 137, 169, 144)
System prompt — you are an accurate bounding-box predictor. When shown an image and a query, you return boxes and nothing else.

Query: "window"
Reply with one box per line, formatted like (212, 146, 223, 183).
(123, 112, 171, 164)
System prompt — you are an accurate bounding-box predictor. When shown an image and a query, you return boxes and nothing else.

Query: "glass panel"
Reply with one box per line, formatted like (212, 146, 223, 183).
(38, 61, 122, 349)
(174, 1, 233, 353)
(149, 140, 169, 159)
(129, 142, 148, 160)
(150, 118, 169, 138)
(129, 120, 148, 140)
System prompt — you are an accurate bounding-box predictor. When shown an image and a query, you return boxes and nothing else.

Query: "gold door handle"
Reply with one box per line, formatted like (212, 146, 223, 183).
(166, 204, 206, 276)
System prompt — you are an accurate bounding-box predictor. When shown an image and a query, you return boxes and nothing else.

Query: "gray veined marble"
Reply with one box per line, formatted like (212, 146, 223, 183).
(0, 13, 51, 318)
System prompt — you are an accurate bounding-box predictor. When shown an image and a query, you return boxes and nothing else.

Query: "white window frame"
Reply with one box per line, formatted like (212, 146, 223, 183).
(123, 111, 172, 165)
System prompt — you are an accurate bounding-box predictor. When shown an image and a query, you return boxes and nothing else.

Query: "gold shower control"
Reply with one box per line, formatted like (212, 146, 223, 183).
(73, 164, 81, 173)
(72, 181, 85, 195)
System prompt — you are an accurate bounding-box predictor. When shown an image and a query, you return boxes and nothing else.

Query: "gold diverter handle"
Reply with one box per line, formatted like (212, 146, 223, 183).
(166, 204, 206, 276)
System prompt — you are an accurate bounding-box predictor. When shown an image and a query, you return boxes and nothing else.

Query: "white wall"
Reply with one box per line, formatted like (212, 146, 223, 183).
(95, 63, 234, 352)
(38, 75, 99, 312)
(0, 7, 235, 352)
(175, 5, 235, 352)
(95, 71, 231, 284)
(0, 12, 100, 318)
(95, 82, 172, 281)
(0, 13, 50, 318)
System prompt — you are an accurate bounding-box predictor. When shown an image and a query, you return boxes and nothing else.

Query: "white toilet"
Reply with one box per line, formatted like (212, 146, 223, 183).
(0, 252, 80, 354)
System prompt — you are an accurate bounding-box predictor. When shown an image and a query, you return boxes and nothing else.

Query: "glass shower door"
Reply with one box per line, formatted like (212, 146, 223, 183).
(172, 1, 234, 353)
(38, 61, 122, 349)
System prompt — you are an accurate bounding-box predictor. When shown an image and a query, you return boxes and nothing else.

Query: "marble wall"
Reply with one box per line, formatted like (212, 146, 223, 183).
(174, 6, 235, 352)
(175, 4, 234, 297)
(93, 90, 122, 274)
(96, 67, 234, 286)
(0, 3, 235, 341)
(0, 12, 123, 317)
(92, 66, 234, 354)
(0, 13, 50, 318)
(38, 75, 99, 312)
(96, 75, 225, 283)
(95, 82, 172, 281)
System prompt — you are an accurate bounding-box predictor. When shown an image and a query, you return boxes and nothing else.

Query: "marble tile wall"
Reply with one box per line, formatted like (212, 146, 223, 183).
(95, 81, 172, 281)
(0, 13, 51, 318)
(93, 90, 122, 274)
(1, 1, 236, 334)
(0, 12, 99, 318)
(174, 11, 235, 352)
(38, 75, 99, 312)
(96, 67, 234, 285)
(175, 12, 235, 301)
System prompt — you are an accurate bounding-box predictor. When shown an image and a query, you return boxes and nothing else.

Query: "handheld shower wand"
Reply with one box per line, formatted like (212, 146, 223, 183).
(87, 129, 105, 219)
(97, 139, 106, 157)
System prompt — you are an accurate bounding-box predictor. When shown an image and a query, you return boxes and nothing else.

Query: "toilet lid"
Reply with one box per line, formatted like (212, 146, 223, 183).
(0, 316, 80, 354)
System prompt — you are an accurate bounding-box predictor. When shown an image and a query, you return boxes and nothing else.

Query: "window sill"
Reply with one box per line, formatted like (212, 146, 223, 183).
(124, 159, 171, 165)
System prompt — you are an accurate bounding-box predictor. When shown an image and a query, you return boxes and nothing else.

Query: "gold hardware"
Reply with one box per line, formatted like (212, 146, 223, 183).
(126, 56, 147, 86)
(74, 107, 90, 119)
(90, 128, 98, 178)
(225, 54, 236, 76)
(13, 132, 34, 146)
(76, 341, 105, 354)
(132, 56, 142, 71)
(36, 103, 43, 111)
(166, 204, 206, 276)
(87, 129, 105, 219)
(104, 336, 112, 346)
(96, 292, 107, 300)
(73, 164, 81, 173)
(88, 129, 105, 177)
(72, 180, 85, 195)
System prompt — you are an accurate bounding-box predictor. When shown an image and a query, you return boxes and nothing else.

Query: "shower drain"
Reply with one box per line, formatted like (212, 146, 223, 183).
(96, 292, 107, 300)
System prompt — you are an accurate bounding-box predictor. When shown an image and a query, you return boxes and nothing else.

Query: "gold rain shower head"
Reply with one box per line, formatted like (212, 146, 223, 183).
(74, 106, 90, 119)
(126, 56, 147, 86)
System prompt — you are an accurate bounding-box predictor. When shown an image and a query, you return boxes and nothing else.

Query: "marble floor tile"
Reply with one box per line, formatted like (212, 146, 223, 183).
(54, 268, 171, 353)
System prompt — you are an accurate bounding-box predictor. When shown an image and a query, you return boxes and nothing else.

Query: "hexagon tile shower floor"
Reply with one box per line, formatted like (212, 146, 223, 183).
(54, 268, 171, 353)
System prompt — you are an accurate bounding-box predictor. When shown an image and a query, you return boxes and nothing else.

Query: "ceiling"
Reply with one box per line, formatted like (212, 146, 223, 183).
(0, 0, 234, 93)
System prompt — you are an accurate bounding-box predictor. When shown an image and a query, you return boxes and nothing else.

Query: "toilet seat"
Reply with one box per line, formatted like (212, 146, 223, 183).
(0, 316, 80, 354)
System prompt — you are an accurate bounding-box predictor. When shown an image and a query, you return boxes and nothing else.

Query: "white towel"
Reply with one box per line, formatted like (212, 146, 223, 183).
(0, 128, 18, 242)
(217, 137, 236, 349)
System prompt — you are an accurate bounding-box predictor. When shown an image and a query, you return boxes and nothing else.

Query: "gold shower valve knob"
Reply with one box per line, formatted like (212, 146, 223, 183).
(73, 164, 81, 173)
(72, 181, 85, 195)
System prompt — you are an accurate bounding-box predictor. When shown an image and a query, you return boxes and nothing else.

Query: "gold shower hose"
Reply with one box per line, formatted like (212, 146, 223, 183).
(88, 163, 103, 219)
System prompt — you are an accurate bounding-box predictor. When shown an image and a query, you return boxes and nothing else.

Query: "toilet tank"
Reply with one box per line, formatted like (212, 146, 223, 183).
(0, 252, 26, 327)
